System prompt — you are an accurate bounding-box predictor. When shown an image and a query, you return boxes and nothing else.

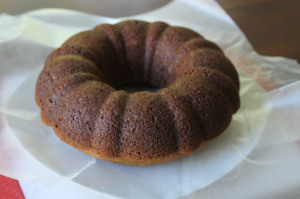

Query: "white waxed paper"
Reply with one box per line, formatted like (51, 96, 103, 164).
(1, 0, 300, 198)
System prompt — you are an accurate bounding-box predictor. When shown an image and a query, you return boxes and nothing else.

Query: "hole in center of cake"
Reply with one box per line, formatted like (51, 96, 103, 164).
(118, 84, 159, 93)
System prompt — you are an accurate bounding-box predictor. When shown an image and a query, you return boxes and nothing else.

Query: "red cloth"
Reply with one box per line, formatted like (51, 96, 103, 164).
(0, 175, 25, 199)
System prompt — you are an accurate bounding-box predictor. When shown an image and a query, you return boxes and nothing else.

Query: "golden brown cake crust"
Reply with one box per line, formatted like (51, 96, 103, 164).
(35, 20, 240, 165)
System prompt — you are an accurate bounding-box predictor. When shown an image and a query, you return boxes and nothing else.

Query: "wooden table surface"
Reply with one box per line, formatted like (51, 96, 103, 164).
(217, 0, 300, 62)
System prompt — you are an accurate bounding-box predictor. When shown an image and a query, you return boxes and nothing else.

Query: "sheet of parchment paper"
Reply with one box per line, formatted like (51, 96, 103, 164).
(1, 0, 300, 198)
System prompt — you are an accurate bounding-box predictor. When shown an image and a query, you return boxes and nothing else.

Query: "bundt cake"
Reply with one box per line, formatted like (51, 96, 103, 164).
(35, 20, 240, 165)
